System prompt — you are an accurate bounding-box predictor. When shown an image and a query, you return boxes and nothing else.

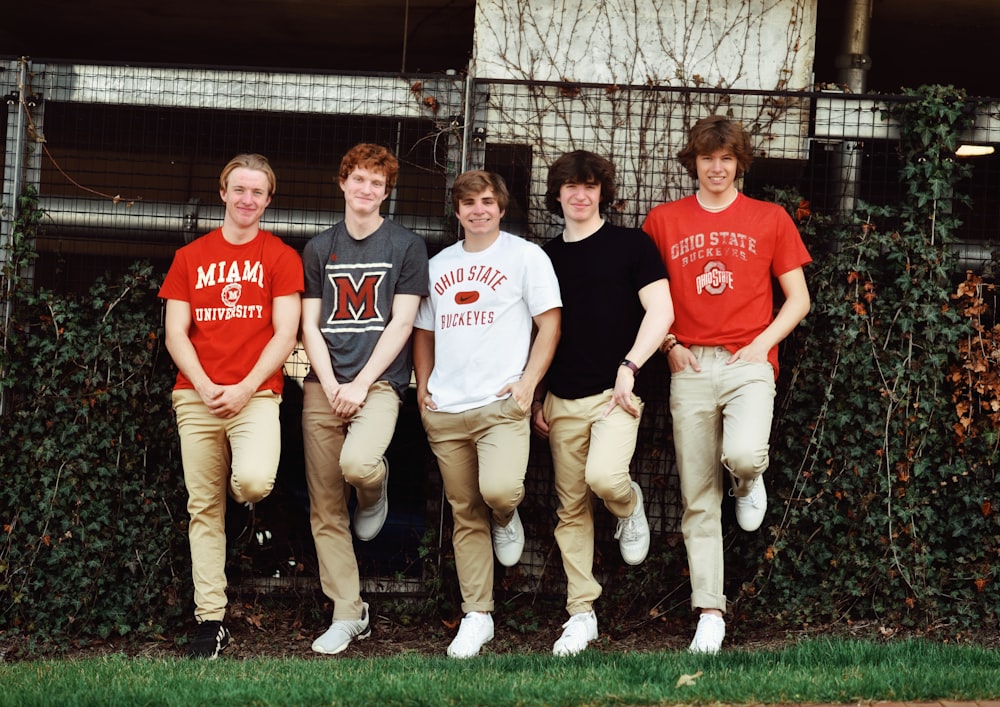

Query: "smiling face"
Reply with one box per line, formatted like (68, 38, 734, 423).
(557, 180, 602, 226)
(220, 167, 272, 231)
(456, 187, 504, 242)
(340, 166, 389, 218)
(696, 148, 738, 197)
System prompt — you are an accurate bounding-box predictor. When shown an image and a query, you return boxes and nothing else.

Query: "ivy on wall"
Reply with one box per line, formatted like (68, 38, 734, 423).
(739, 85, 1000, 630)
(0, 194, 188, 642)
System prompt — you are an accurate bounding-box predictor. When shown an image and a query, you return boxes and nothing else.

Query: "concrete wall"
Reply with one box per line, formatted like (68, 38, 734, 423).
(472, 0, 817, 91)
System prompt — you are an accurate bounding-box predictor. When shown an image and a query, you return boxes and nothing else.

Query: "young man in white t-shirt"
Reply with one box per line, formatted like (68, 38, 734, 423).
(413, 170, 562, 658)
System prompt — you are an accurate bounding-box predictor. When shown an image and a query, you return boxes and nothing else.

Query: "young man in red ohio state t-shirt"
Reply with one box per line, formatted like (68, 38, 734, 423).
(159, 153, 303, 659)
(643, 116, 811, 655)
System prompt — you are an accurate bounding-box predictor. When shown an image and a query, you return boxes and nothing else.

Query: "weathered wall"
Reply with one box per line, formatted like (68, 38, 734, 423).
(472, 0, 816, 91)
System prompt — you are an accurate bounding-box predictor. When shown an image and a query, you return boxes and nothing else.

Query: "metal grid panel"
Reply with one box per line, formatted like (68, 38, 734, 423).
(6, 59, 1000, 597)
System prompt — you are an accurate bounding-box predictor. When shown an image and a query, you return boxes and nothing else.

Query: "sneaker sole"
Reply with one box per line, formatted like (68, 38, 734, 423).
(447, 640, 491, 659)
(553, 642, 590, 656)
(311, 625, 372, 655)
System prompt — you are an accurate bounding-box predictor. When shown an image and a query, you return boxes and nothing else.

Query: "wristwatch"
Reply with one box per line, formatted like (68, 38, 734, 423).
(619, 359, 640, 375)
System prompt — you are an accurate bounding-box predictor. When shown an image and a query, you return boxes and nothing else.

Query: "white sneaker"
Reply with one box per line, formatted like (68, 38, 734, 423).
(689, 613, 726, 654)
(491, 508, 524, 567)
(732, 476, 767, 532)
(552, 610, 599, 656)
(354, 458, 389, 541)
(312, 602, 372, 655)
(447, 612, 494, 658)
(614, 481, 650, 565)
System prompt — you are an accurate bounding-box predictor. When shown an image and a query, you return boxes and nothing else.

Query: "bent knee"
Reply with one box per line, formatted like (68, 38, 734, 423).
(340, 453, 383, 488)
(587, 474, 629, 504)
(231, 476, 275, 504)
(481, 486, 524, 516)
(722, 448, 769, 481)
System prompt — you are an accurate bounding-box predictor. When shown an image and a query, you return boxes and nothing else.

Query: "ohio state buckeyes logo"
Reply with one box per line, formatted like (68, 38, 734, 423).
(696, 261, 734, 295)
(221, 283, 243, 307)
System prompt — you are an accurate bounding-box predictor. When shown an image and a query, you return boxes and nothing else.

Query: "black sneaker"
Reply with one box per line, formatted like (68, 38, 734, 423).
(186, 620, 231, 659)
(222, 501, 255, 544)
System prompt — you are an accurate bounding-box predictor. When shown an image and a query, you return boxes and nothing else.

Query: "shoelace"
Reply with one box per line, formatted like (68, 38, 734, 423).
(736, 484, 764, 508)
(614, 516, 637, 542)
(497, 523, 519, 541)
(730, 480, 763, 504)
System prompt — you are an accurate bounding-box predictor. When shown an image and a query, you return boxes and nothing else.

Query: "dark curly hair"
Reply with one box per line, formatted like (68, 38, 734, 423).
(544, 150, 617, 216)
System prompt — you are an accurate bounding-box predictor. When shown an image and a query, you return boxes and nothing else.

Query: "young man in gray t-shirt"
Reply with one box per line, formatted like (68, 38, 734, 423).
(300, 143, 429, 655)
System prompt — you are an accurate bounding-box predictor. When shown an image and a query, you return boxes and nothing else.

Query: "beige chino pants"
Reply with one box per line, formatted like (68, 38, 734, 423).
(172, 388, 282, 622)
(302, 380, 399, 621)
(421, 396, 529, 614)
(545, 389, 643, 616)
(670, 345, 775, 612)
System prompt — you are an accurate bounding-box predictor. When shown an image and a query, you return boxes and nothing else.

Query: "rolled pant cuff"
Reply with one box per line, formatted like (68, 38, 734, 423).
(690, 591, 727, 613)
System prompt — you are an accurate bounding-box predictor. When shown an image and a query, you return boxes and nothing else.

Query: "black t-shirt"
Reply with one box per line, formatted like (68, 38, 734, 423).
(543, 222, 668, 399)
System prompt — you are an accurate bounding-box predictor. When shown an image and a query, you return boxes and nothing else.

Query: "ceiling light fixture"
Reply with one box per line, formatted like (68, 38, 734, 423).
(956, 144, 995, 157)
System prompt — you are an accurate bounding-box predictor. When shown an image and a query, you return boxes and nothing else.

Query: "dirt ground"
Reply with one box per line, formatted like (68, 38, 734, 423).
(9, 589, 988, 662)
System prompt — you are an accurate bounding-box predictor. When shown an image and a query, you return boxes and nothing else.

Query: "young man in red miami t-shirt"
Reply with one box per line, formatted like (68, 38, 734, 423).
(643, 116, 811, 654)
(159, 153, 304, 658)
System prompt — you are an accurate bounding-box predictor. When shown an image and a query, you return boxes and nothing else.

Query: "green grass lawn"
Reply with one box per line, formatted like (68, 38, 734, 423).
(1, 638, 999, 706)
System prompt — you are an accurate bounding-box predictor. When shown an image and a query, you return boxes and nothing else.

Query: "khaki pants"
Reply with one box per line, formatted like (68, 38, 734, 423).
(172, 388, 282, 622)
(421, 397, 529, 614)
(302, 380, 399, 621)
(670, 345, 775, 612)
(545, 389, 642, 616)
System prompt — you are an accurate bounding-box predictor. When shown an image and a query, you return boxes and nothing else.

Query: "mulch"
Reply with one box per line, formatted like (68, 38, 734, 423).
(9, 589, 986, 662)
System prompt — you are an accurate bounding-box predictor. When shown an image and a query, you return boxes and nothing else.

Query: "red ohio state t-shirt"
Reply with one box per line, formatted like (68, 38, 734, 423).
(643, 193, 811, 374)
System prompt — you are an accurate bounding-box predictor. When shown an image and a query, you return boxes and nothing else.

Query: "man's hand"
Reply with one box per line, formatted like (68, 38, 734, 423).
(606, 367, 641, 418)
(727, 340, 769, 365)
(497, 378, 533, 414)
(415, 381, 438, 413)
(330, 380, 368, 418)
(667, 345, 701, 374)
(531, 403, 550, 439)
(202, 381, 255, 418)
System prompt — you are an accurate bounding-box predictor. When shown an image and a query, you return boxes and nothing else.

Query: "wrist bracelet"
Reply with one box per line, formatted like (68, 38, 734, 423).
(619, 358, 640, 375)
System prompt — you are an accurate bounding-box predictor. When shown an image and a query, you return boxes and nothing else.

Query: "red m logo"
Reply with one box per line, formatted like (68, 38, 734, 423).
(328, 271, 386, 322)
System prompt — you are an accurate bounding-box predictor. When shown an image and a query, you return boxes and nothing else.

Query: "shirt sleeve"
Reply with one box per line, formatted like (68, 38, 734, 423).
(302, 235, 325, 299)
(414, 293, 434, 331)
(770, 207, 812, 277)
(396, 231, 431, 298)
(523, 242, 563, 316)
(270, 242, 305, 297)
(632, 228, 669, 288)
(158, 248, 192, 302)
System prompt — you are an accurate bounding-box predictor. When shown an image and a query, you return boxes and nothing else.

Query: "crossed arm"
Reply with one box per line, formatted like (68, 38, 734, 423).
(300, 292, 421, 417)
(165, 293, 301, 418)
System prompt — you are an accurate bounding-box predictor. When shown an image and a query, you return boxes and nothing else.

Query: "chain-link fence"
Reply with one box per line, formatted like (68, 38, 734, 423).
(3, 58, 1000, 597)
